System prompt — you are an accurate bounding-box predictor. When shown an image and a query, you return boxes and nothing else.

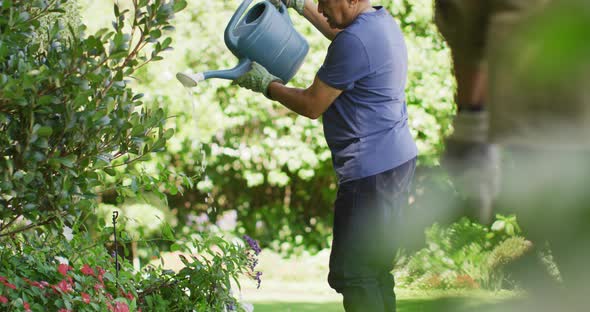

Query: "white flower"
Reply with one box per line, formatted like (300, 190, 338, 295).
(55, 256, 69, 265)
(62, 226, 73, 242)
(241, 302, 254, 312)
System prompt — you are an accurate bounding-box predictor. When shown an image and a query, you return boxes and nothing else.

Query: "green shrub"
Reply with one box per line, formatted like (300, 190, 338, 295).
(0, 227, 261, 311)
(0, 1, 262, 310)
(398, 215, 531, 290)
(0, 0, 189, 237)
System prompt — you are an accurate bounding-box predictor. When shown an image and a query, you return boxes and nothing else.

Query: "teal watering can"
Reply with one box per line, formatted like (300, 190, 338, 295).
(176, 0, 309, 87)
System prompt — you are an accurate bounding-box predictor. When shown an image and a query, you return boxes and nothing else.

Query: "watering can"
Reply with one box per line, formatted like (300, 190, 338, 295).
(176, 0, 309, 87)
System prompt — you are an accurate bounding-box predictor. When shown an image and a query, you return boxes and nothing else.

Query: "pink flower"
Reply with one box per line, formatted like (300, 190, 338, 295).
(58, 263, 70, 276)
(24, 278, 44, 289)
(97, 266, 106, 283)
(57, 280, 73, 293)
(23, 301, 31, 312)
(0, 295, 8, 304)
(1, 280, 16, 290)
(124, 292, 134, 300)
(81, 292, 91, 304)
(94, 282, 104, 292)
(0, 276, 15, 289)
(81, 264, 95, 276)
(113, 301, 129, 312)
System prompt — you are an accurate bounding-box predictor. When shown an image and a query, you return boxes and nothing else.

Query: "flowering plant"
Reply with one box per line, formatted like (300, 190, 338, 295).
(0, 232, 137, 311)
(0, 226, 261, 311)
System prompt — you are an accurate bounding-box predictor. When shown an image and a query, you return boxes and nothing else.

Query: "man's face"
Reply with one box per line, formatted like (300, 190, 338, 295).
(317, 0, 355, 29)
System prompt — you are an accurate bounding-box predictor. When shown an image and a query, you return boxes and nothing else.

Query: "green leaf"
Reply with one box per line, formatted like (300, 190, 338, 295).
(104, 168, 117, 176)
(58, 155, 77, 168)
(162, 223, 175, 240)
(37, 126, 53, 137)
(38, 95, 55, 106)
(163, 128, 174, 139)
(131, 125, 145, 136)
(161, 37, 172, 49)
(149, 29, 162, 39)
(110, 50, 128, 60)
(170, 243, 182, 252)
(173, 0, 188, 12)
(506, 223, 515, 236)
(151, 138, 166, 151)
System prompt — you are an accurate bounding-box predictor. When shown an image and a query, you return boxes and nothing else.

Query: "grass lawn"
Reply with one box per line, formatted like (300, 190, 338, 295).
(245, 282, 515, 312)
(160, 248, 521, 311)
(234, 250, 518, 312)
(253, 294, 514, 312)
(160, 249, 520, 311)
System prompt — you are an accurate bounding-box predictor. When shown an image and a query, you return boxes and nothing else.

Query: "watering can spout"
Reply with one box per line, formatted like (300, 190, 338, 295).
(204, 58, 252, 81)
(175, 58, 252, 87)
(176, 72, 205, 88)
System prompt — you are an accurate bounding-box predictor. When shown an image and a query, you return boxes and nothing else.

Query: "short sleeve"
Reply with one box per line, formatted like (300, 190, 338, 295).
(317, 32, 371, 91)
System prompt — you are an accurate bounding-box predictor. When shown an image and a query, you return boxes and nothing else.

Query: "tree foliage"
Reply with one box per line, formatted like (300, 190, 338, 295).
(0, 1, 264, 311)
(0, 0, 187, 236)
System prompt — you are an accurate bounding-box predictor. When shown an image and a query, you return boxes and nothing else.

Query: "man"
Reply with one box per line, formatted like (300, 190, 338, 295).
(434, 1, 501, 225)
(234, 0, 417, 311)
(435, 0, 590, 309)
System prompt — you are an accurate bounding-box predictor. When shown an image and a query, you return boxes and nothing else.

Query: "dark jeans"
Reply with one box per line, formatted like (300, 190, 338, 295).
(328, 158, 416, 312)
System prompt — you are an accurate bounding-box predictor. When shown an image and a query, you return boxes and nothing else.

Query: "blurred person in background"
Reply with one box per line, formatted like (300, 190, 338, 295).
(435, 1, 500, 226)
(435, 0, 590, 310)
(234, 0, 418, 311)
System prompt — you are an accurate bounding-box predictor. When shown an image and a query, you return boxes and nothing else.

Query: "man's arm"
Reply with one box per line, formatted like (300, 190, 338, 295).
(267, 75, 342, 119)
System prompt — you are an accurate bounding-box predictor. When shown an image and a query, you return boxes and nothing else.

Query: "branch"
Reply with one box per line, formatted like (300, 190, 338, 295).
(0, 214, 21, 233)
(0, 212, 67, 238)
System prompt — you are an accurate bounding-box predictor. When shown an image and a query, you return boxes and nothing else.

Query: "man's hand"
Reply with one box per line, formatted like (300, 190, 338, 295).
(233, 62, 283, 99)
(269, 0, 305, 15)
(442, 110, 500, 223)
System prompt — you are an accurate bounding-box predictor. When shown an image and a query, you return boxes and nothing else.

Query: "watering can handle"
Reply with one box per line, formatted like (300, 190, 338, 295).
(279, 2, 292, 24)
(225, 0, 254, 56)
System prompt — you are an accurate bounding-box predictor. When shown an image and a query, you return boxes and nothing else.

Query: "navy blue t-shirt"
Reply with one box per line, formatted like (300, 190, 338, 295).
(317, 7, 418, 183)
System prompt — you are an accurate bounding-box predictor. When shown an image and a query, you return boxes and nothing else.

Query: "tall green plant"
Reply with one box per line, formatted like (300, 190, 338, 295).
(0, 2, 264, 310)
(0, 0, 188, 236)
(400, 215, 532, 290)
(0, 226, 260, 311)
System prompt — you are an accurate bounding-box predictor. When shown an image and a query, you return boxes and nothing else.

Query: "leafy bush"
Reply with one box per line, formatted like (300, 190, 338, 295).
(0, 227, 261, 311)
(0, 0, 190, 237)
(397, 215, 532, 290)
(0, 1, 262, 310)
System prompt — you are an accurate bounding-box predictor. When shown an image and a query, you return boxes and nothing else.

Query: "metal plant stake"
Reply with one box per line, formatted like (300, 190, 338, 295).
(113, 211, 120, 288)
